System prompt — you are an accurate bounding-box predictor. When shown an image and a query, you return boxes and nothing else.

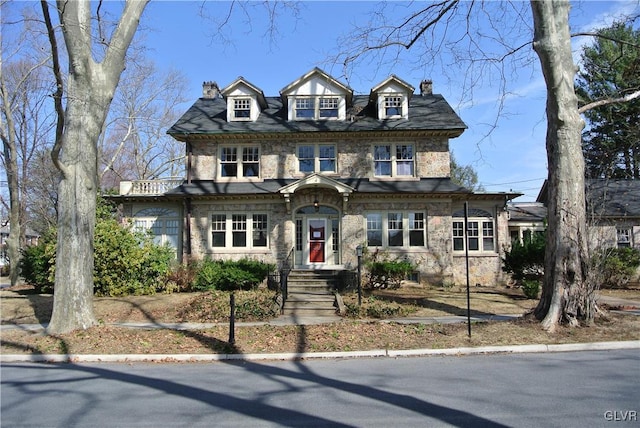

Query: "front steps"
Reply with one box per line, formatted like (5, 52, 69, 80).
(282, 269, 338, 317)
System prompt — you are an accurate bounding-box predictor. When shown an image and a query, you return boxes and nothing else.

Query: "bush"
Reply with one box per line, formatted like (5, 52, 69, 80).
(93, 218, 174, 296)
(521, 279, 541, 299)
(192, 259, 274, 291)
(20, 237, 56, 293)
(502, 232, 545, 281)
(19, 207, 174, 296)
(592, 247, 640, 289)
(364, 251, 414, 289)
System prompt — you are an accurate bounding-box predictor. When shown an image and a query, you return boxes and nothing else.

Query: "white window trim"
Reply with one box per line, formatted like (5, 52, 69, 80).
(617, 227, 632, 248)
(217, 145, 261, 180)
(291, 96, 343, 121)
(372, 143, 415, 178)
(232, 97, 252, 121)
(209, 212, 269, 250)
(452, 209, 496, 253)
(377, 93, 409, 120)
(365, 211, 427, 249)
(296, 143, 337, 174)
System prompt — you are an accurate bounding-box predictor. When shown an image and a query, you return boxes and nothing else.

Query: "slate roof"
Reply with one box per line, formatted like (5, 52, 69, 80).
(507, 202, 547, 222)
(165, 177, 473, 197)
(587, 179, 640, 217)
(167, 94, 467, 139)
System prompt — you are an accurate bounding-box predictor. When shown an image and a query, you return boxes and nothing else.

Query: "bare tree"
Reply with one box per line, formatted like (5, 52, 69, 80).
(41, 0, 149, 334)
(333, 0, 639, 330)
(1, 2, 55, 286)
(99, 59, 188, 189)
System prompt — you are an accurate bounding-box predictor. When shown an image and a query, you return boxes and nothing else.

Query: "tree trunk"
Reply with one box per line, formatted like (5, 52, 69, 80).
(530, 1, 592, 330)
(46, 0, 148, 334)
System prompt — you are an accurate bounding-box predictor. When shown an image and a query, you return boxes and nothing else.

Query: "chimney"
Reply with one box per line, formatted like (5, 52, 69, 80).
(420, 80, 433, 96)
(202, 81, 220, 98)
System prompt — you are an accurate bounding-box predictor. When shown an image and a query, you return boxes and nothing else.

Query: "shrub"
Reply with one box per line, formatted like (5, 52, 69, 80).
(521, 279, 541, 299)
(364, 250, 414, 289)
(192, 259, 274, 291)
(20, 236, 56, 293)
(93, 218, 174, 296)
(592, 247, 640, 289)
(502, 232, 545, 282)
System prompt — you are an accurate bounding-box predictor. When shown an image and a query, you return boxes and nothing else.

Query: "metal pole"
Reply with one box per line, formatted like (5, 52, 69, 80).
(357, 245, 362, 306)
(464, 202, 471, 338)
(229, 292, 235, 345)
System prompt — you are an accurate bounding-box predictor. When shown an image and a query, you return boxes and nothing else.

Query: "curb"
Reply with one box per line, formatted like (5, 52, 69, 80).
(2, 340, 639, 364)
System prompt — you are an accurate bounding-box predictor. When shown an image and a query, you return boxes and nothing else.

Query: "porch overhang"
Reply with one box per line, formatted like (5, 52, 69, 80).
(279, 173, 355, 214)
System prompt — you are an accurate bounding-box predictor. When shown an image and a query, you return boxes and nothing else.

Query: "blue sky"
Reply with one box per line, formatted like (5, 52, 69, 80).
(10, 1, 637, 202)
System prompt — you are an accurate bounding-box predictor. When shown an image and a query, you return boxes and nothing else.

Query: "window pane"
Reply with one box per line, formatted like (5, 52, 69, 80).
(366, 213, 382, 246)
(388, 213, 403, 247)
(212, 214, 226, 247)
(396, 145, 414, 176)
(409, 213, 424, 247)
(221, 148, 237, 177)
(319, 97, 339, 118)
(374, 145, 391, 176)
(234, 99, 251, 118)
(232, 214, 247, 247)
(253, 214, 267, 247)
(295, 98, 314, 118)
(319, 145, 336, 172)
(453, 221, 464, 251)
(483, 221, 494, 251)
(298, 145, 315, 172)
(384, 96, 402, 116)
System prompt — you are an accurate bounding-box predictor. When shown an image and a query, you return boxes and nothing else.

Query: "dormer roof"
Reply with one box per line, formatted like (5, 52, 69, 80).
(221, 76, 268, 109)
(280, 67, 353, 105)
(370, 75, 415, 97)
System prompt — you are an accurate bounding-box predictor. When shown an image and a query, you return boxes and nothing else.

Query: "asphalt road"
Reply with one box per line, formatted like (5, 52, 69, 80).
(1, 349, 638, 427)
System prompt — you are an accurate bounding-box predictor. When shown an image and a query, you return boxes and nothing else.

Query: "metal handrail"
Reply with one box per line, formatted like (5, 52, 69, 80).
(279, 247, 294, 313)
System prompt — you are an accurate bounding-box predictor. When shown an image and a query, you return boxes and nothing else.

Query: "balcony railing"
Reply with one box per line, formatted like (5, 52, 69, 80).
(119, 179, 183, 196)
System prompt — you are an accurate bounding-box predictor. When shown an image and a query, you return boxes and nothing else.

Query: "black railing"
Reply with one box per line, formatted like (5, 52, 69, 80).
(278, 247, 294, 313)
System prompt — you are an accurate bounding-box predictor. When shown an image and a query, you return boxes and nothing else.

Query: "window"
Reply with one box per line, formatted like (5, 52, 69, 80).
(384, 96, 403, 117)
(374, 143, 414, 177)
(366, 212, 426, 248)
(297, 144, 336, 173)
(219, 145, 260, 178)
(233, 98, 251, 119)
(294, 96, 341, 120)
(452, 208, 495, 252)
(133, 208, 181, 255)
(319, 97, 339, 118)
(617, 228, 632, 248)
(211, 213, 269, 249)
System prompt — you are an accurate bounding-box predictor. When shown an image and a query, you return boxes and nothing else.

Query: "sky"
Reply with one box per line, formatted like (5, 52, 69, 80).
(6, 0, 640, 202)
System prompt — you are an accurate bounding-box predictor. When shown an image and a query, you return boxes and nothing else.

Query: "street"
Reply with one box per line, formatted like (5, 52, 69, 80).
(1, 349, 638, 427)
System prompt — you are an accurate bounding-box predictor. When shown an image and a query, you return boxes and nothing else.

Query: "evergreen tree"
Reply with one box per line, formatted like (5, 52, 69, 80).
(576, 23, 640, 179)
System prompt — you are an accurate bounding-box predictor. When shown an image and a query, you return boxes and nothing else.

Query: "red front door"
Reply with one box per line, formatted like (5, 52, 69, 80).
(308, 219, 326, 263)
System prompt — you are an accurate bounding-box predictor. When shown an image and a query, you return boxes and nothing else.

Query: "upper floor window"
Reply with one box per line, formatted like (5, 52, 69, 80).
(384, 96, 403, 117)
(233, 98, 251, 119)
(298, 144, 336, 173)
(373, 144, 414, 177)
(366, 211, 426, 248)
(617, 228, 632, 248)
(452, 208, 495, 253)
(294, 96, 340, 120)
(220, 146, 260, 178)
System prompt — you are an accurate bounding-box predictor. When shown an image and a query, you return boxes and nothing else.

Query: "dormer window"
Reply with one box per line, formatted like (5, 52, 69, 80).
(233, 98, 251, 119)
(294, 96, 341, 120)
(384, 96, 403, 117)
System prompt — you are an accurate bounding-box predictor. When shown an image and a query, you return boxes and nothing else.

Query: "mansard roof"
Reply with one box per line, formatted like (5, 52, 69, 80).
(167, 92, 467, 139)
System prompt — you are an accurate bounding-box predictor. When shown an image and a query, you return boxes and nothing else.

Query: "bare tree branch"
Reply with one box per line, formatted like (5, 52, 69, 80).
(578, 89, 640, 114)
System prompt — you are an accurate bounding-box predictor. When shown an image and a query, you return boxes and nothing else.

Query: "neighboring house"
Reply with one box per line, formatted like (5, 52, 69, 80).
(507, 202, 547, 243)
(520, 179, 640, 250)
(114, 68, 519, 286)
(0, 223, 40, 266)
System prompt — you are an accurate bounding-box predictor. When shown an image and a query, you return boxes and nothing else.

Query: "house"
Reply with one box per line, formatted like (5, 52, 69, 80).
(515, 179, 640, 250)
(115, 68, 519, 286)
